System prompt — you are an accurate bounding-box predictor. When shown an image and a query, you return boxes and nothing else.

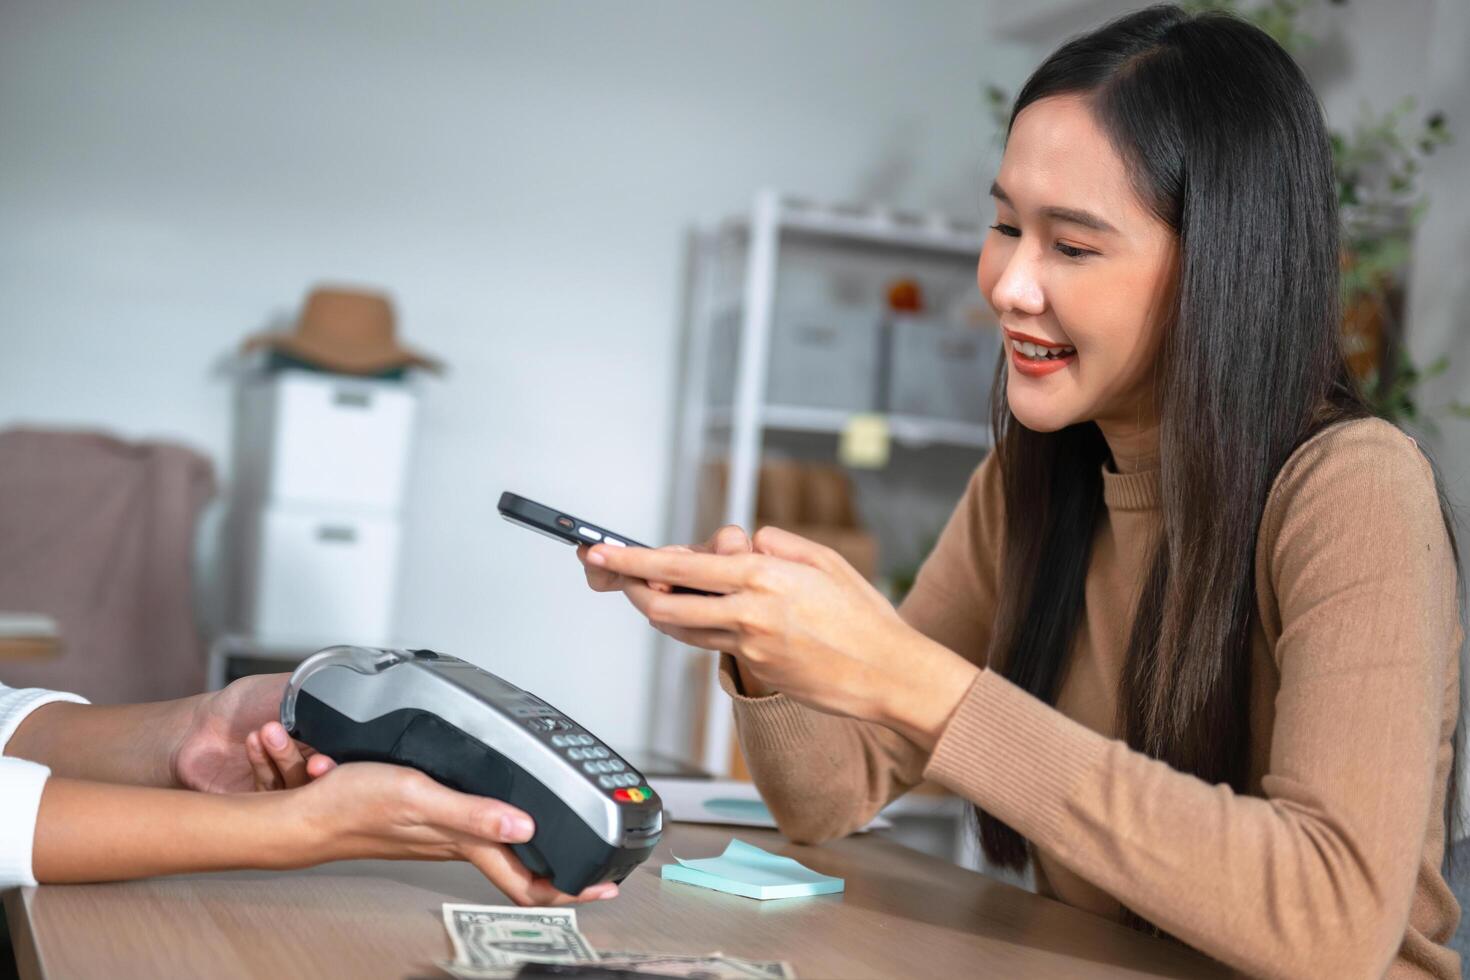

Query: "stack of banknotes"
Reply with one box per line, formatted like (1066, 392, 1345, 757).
(439, 904, 797, 979)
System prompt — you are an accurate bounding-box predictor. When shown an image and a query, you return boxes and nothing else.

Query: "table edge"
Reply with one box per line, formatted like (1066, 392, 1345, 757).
(3, 887, 43, 980)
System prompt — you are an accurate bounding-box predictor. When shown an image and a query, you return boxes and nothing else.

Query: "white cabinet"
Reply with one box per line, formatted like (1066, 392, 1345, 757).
(236, 506, 401, 648)
(223, 368, 417, 664)
(235, 371, 416, 513)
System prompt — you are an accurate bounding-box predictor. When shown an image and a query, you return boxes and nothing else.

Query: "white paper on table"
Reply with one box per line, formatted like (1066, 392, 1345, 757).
(648, 777, 891, 832)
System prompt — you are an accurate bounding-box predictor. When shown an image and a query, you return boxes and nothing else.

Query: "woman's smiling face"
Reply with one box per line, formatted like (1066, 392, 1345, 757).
(978, 93, 1179, 437)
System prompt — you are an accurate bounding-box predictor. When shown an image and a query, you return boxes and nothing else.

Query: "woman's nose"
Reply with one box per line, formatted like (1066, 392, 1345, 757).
(989, 248, 1046, 317)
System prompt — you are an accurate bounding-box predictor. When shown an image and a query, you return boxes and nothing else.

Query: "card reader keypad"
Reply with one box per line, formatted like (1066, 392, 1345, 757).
(522, 713, 650, 799)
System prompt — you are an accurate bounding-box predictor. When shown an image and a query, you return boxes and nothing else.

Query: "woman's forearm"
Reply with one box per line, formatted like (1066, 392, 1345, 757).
(729, 627, 977, 747)
(875, 633, 980, 751)
(31, 777, 315, 882)
(7, 698, 200, 788)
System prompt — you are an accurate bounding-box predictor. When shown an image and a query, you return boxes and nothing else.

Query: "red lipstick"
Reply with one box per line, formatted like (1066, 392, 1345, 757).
(1004, 328, 1076, 378)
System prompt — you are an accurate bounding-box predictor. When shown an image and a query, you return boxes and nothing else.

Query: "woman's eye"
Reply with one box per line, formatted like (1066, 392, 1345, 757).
(988, 222, 1093, 258)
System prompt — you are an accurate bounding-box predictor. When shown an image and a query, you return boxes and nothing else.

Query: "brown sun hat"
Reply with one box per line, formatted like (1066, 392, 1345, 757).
(241, 286, 445, 376)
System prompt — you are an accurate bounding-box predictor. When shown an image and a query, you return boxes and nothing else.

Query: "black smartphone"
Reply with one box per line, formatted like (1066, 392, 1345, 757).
(498, 491, 717, 596)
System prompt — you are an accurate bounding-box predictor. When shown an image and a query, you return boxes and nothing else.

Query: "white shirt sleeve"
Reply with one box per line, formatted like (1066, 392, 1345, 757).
(0, 682, 89, 888)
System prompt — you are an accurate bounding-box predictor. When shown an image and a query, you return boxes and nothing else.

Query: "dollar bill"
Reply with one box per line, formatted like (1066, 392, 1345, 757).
(441, 904, 599, 973)
(439, 956, 796, 980)
(436, 963, 511, 980)
(597, 951, 797, 978)
(439, 904, 797, 979)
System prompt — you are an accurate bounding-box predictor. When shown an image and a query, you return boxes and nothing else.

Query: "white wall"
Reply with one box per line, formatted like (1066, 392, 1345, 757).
(0, 1, 1029, 752)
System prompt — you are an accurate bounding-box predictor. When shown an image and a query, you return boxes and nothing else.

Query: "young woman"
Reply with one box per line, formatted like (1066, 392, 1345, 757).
(0, 674, 617, 905)
(580, 5, 1463, 976)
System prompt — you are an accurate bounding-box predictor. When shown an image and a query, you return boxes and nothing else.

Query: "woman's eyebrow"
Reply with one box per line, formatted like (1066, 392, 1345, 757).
(989, 180, 1119, 235)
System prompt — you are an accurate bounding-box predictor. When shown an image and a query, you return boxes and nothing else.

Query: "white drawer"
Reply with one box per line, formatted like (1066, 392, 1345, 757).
(236, 370, 416, 513)
(238, 506, 400, 647)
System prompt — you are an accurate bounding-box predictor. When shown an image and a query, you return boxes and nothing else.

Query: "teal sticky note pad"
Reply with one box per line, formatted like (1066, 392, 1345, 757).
(661, 839, 845, 900)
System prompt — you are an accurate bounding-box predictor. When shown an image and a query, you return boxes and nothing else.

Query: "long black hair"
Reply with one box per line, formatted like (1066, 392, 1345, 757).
(977, 2, 1463, 913)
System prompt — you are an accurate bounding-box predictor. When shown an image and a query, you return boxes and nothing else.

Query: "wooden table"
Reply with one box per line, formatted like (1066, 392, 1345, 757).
(4, 823, 1225, 979)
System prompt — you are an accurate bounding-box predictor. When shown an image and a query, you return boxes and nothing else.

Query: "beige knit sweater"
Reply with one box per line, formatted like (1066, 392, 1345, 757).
(721, 417, 1462, 979)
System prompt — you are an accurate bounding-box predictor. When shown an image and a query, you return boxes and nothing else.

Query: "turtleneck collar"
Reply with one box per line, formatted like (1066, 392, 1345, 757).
(1100, 459, 1160, 511)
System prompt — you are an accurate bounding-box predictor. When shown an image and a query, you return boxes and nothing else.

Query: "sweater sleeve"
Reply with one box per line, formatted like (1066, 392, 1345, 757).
(922, 419, 1459, 979)
(724, 453, 1005, 843)
(0, 683, 89, 888)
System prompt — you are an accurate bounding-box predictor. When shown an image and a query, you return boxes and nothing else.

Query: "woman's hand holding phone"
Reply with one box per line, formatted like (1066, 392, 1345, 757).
(577, 525, 778, 698)
(578, 525, 978, 748)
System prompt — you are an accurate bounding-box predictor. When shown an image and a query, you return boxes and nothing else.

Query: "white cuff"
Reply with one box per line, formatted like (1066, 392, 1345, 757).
(0, 757, 52, 888)
(0, 688, 89, 753)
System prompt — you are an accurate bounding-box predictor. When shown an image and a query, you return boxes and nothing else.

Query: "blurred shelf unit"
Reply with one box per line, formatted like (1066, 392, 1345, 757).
(733, 196, 989, 256)
(661, 189, 996, 777)
(705, 404, 990, 450)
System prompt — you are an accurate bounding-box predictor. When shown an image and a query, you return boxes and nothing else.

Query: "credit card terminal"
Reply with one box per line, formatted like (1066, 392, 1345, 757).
(281, 646, 662, 894)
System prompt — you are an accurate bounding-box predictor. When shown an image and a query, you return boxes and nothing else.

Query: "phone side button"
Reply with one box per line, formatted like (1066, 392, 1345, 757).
(603, 536, 627, 547)
(577, 526, 603, 542)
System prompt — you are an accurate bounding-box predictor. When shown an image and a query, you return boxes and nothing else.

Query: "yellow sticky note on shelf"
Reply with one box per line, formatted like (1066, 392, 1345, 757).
(839, 413, 890, 469)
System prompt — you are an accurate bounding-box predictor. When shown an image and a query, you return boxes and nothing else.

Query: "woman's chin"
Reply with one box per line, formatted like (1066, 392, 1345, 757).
(1006, 395, 1078, 434)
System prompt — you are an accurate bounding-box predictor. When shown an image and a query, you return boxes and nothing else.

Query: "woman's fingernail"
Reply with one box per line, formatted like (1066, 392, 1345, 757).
(587, 548, 606, 566)
(599, 884, 619, 900)
(501, 814, 534, 842)
(265, 724, 288, 750)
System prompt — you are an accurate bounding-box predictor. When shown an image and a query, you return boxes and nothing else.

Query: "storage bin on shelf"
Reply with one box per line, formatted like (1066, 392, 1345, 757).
(885, 314, 999, 423)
